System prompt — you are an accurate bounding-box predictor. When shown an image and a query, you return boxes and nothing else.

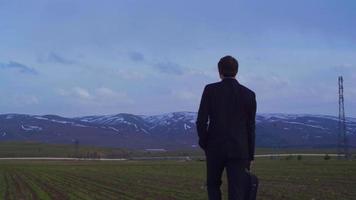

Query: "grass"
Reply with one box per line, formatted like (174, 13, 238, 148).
(2, 141, 355, 158)
(0, 157, 355, 200)
(0, 141, 130, 158)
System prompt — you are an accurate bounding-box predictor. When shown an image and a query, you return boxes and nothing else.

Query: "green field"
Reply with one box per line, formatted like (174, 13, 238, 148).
(0, 141, 130, 158)
(2, 141, 354, 158)
(0, 157, 355, 200)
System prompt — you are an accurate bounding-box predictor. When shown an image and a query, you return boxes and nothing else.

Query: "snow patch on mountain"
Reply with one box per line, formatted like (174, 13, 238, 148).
(259, 113, 299, 120)
(34, 116, 88, 127)
(5, 115, 14, 119)
(184, 123, 191, 130)
(282, 121, 327, 130)
(107, 126, 120, 133)
(34, 116, 49, 120)
(21, 125, 42, 131)
(143, 112, 196, 126)
(73, 124, 88, 128)
(141, 128, 150, 134)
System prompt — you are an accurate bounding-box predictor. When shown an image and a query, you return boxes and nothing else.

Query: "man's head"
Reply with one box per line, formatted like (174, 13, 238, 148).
(218, 55, 238, 79)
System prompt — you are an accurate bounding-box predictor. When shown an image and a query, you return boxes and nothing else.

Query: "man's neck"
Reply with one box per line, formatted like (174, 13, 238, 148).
(222, 76, 236, 80)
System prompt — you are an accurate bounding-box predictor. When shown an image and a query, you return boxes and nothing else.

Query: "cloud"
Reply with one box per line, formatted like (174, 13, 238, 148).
(11, 94, 40, 106)
(171, 90, 198, 101)
(116, 69, 146, 80)
(153, 61, 183, 75)
(58, 87, 133, 104)
(128, 51, 145, 62)
(186, 68, 216, 79)
(95, 87, 133, 103)
(0, 61, 38, 74)
(73, 87, 91, 99)
(39, 52, 77, 65)
(127, 52, 185, 76)
(58, 87, 91, 99)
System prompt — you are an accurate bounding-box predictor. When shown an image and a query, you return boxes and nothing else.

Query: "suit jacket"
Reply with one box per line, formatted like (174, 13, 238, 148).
(196, 78, 256, 160)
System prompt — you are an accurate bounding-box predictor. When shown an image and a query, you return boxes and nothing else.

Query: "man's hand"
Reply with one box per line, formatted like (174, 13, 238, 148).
(199, 140, 207, 151)
(247, 160, 255, 171)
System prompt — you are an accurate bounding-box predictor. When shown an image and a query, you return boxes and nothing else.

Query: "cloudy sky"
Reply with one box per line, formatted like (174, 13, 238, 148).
(0, 0, 355, 117)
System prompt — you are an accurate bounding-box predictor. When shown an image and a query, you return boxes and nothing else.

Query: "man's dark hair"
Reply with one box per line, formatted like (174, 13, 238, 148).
(218, 55, 238, 77)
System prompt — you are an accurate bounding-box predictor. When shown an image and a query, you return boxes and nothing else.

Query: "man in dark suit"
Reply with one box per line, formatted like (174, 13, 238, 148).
(196, 55, 256, 200)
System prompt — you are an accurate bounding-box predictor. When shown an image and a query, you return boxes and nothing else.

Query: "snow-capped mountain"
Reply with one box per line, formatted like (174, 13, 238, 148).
(75, 112, 197, 135)
(0, 112, 355, 149)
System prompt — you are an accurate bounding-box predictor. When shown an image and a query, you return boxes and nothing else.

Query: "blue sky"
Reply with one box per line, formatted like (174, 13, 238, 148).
(0, 0, 355, 117)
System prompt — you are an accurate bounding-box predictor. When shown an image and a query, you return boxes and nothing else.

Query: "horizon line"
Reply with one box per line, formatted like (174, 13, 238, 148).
(1, 111, 355, 119)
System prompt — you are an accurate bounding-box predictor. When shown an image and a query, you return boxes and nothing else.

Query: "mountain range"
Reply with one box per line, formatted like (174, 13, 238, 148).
(1, 112, 355, 150)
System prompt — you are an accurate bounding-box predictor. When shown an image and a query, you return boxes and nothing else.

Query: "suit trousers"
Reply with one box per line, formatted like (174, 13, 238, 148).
(205, 148, 250, 200)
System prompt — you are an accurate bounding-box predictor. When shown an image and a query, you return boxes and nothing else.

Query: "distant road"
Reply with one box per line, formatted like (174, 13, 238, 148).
(0, 153, 340, 161)
(255, 153, 339, 157)
(0, 157, 128, 161)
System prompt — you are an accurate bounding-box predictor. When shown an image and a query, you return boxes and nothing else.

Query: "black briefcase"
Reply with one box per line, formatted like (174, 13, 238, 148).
(246, 170, 259, 200)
